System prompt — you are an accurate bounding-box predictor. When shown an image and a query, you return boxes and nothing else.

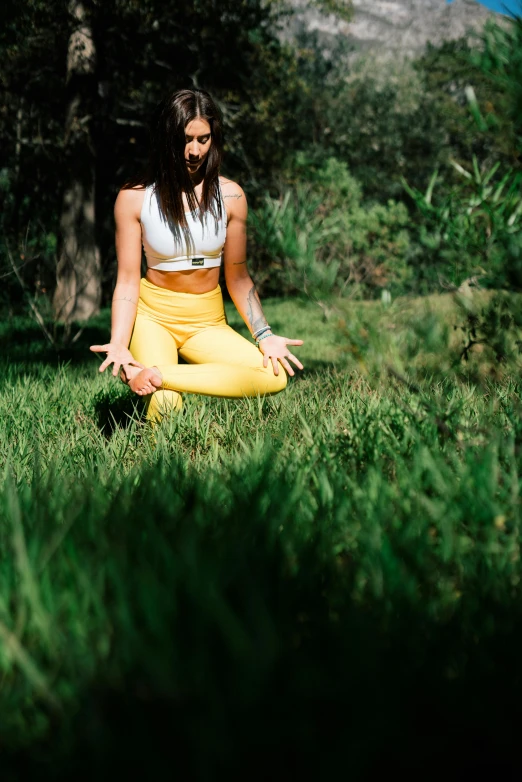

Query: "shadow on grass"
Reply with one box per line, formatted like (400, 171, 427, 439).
(0, 450, 522, 779)
(0, 317, 111, 366)
(2, 607, 522, 780)
(290, 358, 344, 378)
(92, 387, 144, 437)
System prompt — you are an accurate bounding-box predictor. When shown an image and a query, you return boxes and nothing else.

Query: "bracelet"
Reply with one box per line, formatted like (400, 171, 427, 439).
(256, 331, 273, 345)
(252, 324, 271, 340)
(253, 329, 271, 341)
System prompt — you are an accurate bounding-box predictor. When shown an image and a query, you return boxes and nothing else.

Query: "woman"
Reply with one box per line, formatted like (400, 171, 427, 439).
(90, 88, 303, 422)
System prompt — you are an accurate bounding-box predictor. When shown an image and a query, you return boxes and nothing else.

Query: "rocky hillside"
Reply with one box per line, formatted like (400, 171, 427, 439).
(284, 0, 508, 60)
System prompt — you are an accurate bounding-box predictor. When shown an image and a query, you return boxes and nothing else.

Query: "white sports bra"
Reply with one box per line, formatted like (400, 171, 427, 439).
(141, 183, 227, 272)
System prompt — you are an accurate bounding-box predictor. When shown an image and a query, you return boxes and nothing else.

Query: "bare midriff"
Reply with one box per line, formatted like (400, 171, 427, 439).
(145, 267, 221, 294)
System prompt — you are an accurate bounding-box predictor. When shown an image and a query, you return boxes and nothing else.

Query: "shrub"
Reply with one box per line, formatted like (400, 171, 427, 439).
(248, 184, 341, 298)
(403, 156, 522, 291)
(249, 156, 412, 298)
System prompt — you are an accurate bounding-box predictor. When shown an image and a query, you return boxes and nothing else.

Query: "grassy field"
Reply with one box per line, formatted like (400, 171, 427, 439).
(1, 291, 522, 778)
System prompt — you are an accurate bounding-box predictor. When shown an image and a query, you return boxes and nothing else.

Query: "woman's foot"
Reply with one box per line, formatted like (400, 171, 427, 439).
(123, 365, 163, 396)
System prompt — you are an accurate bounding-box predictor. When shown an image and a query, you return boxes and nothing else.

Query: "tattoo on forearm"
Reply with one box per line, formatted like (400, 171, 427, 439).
(246, 285, 267, 333)
(113, 296, 138, 305)
(232, 260, 247, 265)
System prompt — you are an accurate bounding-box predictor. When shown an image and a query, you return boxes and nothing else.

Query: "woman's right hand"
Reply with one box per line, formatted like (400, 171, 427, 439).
(90, 343, 144, 377)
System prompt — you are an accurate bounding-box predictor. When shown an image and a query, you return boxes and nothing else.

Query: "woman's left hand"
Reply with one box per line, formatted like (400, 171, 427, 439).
(258, 335, 304, 376)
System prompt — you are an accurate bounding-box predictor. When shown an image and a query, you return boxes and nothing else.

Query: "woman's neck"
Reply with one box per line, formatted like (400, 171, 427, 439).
(189, 168, 206, 187)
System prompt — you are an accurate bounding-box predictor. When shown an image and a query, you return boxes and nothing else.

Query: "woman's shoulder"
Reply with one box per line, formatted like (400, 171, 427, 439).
(115, 185, 147, 220)
(219, 176, 246, 199)
(219, 177, 247, 217)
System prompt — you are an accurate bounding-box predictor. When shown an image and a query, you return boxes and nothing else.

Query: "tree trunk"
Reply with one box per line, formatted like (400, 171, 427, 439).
(53, 1, 101, 324)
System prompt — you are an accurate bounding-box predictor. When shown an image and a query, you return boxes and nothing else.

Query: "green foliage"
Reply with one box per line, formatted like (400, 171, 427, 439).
(403, 155, 522, 290)
(414, 36, 517, 182)
(248, 186, 341, 297)
(250, 156, 412, 297)
(300, 17, 522, 211)
(467, 16, 522, 156)
(333, 288, 522, 384)
(455, 289, 522, 366)
(290, 153, 364, 209)
(306, 53, 450, 203)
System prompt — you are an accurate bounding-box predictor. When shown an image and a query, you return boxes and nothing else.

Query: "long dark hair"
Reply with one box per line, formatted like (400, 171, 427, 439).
(122, 88, 224, 250)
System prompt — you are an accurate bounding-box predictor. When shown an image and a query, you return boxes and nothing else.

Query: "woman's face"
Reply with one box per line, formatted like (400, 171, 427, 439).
(184, 118, 212, 176)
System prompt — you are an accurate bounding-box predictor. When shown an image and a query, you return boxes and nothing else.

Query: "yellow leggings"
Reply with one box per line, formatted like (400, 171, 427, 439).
(129, 278, 287, 421)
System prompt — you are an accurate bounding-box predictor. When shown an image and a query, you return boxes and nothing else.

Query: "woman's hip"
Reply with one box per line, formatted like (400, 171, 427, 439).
(136, 277, 227, 328)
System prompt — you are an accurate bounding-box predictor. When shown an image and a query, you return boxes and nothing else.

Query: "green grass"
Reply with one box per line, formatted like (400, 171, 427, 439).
(0, 291, 522, 778)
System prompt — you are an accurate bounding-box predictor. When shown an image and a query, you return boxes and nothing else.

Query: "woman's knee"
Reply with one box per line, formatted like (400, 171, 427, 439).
(267, 367, 287, 394)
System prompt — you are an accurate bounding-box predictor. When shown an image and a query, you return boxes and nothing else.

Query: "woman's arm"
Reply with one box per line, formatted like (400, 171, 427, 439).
(90, 188, 144, 376)
(222, 180, 303, 377)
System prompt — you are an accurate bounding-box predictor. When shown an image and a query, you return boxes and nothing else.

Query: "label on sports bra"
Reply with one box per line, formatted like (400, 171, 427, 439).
(191, 257, 205, 267)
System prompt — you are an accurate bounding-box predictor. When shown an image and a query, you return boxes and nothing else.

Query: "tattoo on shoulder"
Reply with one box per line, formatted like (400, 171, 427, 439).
(246, 285, 267, 333)
(223, 193, 243, 200)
